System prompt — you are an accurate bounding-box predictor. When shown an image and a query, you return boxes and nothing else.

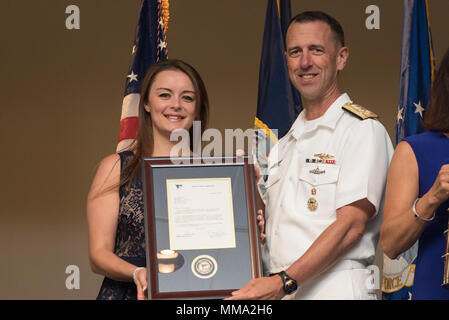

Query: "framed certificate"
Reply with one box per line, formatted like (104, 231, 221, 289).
(142, 156, 262, 299)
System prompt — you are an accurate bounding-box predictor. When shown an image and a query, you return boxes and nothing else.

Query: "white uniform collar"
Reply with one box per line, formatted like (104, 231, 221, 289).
(291, 93, 352, 140)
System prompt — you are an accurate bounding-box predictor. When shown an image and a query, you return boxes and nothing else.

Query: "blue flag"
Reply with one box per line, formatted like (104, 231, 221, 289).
(396, 0, 435, 143)
(382, 0, 435, 300)
(254, 0, 301, 174)
(117, 0, 168, 152)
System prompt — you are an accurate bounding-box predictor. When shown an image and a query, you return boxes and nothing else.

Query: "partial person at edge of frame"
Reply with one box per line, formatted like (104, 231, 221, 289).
(380, 47, 449, 300)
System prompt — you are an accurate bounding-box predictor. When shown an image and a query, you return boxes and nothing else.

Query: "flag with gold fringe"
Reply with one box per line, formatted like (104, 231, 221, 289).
(254, 0, 301, 176)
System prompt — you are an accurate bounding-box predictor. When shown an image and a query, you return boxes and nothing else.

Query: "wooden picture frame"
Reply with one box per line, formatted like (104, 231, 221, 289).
(142, 156, 262, 299)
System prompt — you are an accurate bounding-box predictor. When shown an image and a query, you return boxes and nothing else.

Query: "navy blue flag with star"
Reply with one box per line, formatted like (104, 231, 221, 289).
(382, 0, 435, 300)
(254, 0, 301, 175)
(117, 0, 168, 152)
(395, 0, 435, 144)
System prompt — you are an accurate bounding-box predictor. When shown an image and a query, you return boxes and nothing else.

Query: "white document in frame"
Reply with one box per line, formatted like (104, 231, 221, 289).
(166, 178, 236, 250)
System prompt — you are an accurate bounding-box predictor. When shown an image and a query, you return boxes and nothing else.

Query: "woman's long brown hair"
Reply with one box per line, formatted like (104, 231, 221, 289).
(118, 59, 209, 191)
(425, 47, 449, 133)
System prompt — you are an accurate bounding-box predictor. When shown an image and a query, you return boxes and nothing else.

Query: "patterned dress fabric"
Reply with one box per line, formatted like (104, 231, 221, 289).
(96, 151, 146, 300)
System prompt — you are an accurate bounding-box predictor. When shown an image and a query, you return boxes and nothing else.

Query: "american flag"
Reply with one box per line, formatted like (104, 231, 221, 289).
(117, 0, 169, 152)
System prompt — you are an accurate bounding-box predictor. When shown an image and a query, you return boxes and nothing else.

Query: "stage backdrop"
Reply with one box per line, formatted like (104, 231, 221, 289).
(1, 0, 448, 299)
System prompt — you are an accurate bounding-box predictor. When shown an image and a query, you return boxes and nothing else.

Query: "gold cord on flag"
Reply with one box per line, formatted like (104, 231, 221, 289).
(160, 0, 170, 33)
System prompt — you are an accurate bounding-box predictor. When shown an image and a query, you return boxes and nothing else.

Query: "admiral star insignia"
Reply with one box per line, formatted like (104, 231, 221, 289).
(342, 103, 378, 120)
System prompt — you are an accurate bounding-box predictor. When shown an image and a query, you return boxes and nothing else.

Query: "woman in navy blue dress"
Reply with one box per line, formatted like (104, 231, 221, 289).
(381, 48, 449, 299)
(86, 59, 209, 300)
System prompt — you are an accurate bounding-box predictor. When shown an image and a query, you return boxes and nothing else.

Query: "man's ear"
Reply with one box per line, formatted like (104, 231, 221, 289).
(337, 46, 349, 71)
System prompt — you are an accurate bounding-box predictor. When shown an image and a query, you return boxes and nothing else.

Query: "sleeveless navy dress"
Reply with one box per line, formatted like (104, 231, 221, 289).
(96, 151, 146, 300)
(403, 131, 449, 300)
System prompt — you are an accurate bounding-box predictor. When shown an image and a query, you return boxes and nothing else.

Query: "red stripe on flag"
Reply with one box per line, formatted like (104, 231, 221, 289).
(118, 117, 138, 142)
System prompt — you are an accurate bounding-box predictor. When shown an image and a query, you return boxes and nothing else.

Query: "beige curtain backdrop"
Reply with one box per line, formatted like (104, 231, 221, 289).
(1, 0, 448, 299)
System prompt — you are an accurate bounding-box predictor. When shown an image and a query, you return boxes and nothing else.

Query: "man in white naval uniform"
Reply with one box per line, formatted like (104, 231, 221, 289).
(229, 11, 393, 300)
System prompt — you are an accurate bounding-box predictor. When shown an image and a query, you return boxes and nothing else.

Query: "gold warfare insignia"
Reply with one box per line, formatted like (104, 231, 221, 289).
(342, 103, 378, 120)
(313, 153, 335, 161)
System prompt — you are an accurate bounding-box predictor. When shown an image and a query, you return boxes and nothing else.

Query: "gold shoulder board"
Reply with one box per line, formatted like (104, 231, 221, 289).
(342, 103, 378, 120)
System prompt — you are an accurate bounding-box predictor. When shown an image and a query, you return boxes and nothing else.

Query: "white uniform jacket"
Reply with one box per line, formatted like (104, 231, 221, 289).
(262, 93, 394, 299)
